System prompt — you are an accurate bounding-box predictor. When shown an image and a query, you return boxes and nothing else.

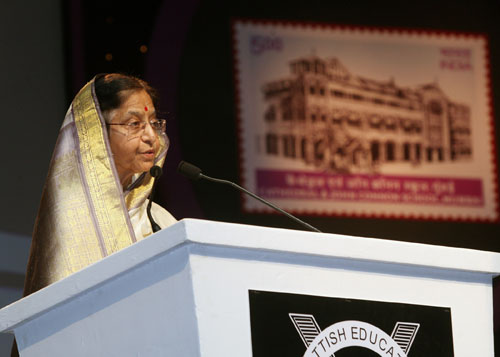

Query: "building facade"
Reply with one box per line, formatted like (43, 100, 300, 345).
(261, 55, 472, 173)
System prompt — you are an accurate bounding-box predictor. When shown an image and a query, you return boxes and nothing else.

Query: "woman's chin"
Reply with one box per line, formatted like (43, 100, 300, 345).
(140, 162, 155, 173)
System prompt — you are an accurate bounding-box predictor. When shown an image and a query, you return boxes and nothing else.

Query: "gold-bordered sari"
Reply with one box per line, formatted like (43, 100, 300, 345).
(23, 77, 169, 295)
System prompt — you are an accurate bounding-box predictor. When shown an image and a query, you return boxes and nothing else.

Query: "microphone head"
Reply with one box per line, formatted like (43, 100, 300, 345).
(177, 161, 202, 180)
(149, 165, 163, 178)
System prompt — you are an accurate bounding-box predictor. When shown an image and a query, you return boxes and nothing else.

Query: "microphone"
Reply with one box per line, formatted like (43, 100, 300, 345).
(147, 165, 163, 233)
(177, 161, 321, 233)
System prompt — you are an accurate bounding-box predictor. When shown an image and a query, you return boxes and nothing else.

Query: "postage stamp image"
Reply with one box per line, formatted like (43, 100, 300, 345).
(233, 20, 497, 221)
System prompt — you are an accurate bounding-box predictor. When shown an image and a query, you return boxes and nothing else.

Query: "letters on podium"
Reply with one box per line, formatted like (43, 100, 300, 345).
(249, 290, 454, 356)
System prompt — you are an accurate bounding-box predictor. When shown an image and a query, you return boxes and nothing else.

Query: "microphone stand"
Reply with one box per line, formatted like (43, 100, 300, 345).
(147, 166, 162, 233)
(200, 173, 322, 233)
(177, 161, 321, 233)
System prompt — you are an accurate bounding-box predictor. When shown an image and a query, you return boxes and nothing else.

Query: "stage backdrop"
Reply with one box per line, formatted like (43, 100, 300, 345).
(233, 20, 497, 222)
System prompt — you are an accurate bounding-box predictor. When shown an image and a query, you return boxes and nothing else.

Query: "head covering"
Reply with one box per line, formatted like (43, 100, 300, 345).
(23, 76, 169, 295)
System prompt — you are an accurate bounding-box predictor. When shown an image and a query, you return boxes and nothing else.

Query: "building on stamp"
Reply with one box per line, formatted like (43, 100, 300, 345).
(261, 54, 472, 173)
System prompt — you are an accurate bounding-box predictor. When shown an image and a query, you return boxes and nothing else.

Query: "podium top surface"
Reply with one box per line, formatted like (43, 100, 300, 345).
(1, 218, 500, 332)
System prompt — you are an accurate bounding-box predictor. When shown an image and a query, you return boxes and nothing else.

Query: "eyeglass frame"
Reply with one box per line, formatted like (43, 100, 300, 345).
(107, 118, 167, 140)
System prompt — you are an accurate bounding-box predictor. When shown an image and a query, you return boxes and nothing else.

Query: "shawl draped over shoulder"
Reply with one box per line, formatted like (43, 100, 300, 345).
(23, 77, 174, 296)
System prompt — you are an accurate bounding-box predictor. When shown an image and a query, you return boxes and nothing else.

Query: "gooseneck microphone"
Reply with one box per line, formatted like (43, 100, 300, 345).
(177, 161, 321, 233)
(147, 165, 163, 233)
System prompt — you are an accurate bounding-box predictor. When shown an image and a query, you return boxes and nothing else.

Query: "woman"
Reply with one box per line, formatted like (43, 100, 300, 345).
(12, 73, 176, 356)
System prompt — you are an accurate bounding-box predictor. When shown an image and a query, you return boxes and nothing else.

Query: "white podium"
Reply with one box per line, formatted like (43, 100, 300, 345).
(0, 219, 499, 356)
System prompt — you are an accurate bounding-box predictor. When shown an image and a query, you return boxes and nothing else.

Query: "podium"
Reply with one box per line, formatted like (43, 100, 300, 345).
(1, 219, 499, 356)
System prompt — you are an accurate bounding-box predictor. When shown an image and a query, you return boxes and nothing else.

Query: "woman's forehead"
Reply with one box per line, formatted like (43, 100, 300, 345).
(126, 109, 157, 118)
(120, 89, 154, 108)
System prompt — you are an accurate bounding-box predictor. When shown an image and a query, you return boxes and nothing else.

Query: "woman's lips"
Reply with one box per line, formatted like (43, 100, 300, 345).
(140, 150, 155, 158)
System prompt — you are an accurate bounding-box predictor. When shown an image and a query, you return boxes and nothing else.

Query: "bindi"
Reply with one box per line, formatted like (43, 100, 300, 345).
(144, 106, 148, 111)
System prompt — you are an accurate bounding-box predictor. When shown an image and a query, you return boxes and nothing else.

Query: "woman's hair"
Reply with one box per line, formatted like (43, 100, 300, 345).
(94, 73, 159, 122)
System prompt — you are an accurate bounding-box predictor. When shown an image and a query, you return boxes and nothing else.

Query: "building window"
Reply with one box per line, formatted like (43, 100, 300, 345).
(301, 138, 307, 158)
(415, 143, 421, 161)
(429, 100, 443, 115)
(332, 116, 342, 125)
(266, 134, 278, 154)
(427, 147, 433, 161)
(371, 141, 380, 162)
(386, 141, 395, 161)
(332, 90, 345, 98)
(265, 106, 276, 122)
(316, 62, 325, 74)
(438, 148, 444, 161)
(281, 98, 292, 121)
(403, 143, 411, 161)
(314, 139, 325, 161)
(283, 135, 296, 157)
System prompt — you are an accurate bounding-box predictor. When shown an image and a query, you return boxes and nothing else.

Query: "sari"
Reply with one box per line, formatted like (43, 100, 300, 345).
(23, 76, 172, 296)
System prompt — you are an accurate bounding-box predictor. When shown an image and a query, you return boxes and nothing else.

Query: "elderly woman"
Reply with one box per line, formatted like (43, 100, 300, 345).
(12, 74, 177, 356)
(24, 73, 177, 296)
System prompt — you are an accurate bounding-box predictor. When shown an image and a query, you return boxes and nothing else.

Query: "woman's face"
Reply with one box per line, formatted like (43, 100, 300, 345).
(107, 90, 160, 187)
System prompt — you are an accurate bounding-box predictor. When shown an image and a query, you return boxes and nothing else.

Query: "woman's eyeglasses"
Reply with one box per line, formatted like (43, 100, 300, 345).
(108, 119, 166, 140)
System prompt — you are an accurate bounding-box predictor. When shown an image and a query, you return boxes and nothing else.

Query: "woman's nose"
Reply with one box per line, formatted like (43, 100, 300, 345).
(141, 122, 157, 141)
